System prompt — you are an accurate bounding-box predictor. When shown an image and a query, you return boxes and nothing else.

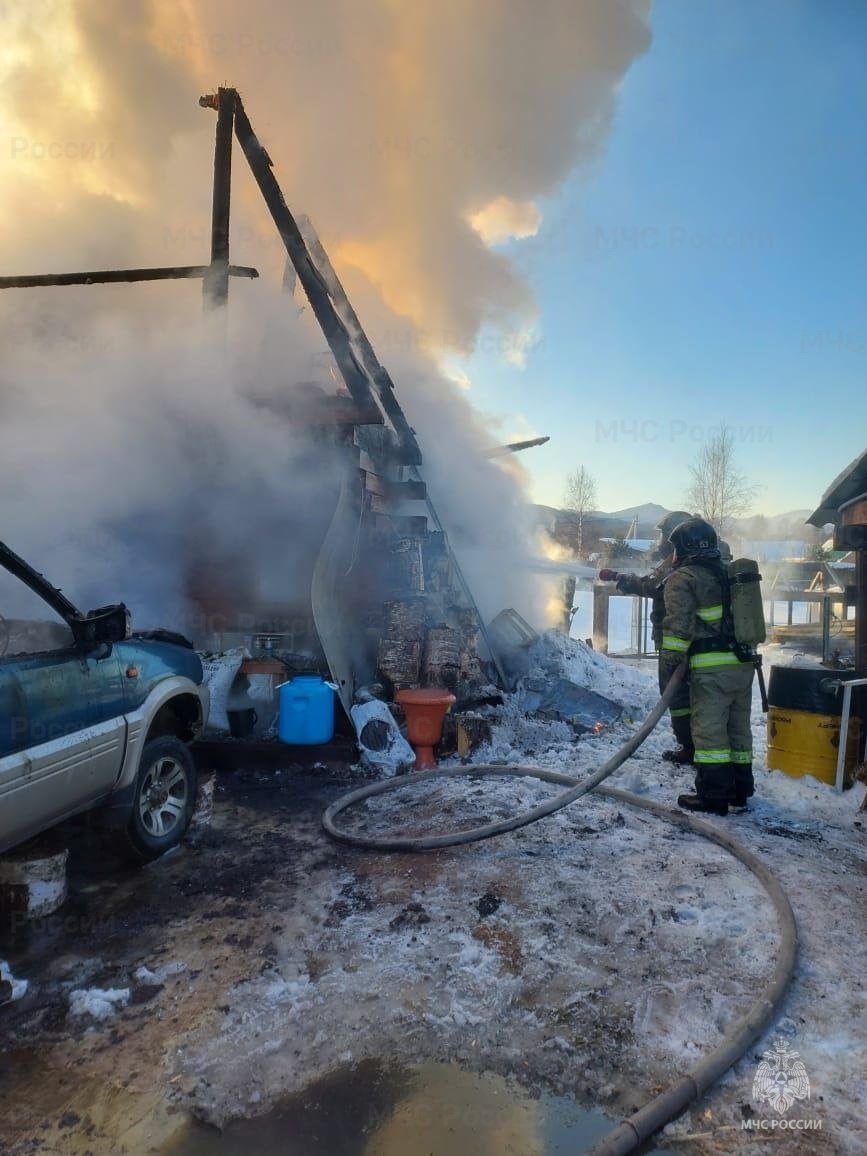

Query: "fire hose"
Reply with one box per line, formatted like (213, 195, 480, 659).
(322, 663, 797, 1154)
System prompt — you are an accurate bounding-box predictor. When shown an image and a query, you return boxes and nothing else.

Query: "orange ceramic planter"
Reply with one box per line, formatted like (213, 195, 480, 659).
(395, 688, 456, 769)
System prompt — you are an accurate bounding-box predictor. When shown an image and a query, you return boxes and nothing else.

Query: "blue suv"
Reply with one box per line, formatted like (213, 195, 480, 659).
(0, 542, 209, 861)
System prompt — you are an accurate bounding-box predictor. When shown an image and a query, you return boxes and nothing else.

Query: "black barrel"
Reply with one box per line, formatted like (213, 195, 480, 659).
(767, 667, 858, 715)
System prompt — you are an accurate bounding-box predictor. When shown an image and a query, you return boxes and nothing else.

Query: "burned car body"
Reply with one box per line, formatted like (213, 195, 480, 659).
(0, 541, 209, 860)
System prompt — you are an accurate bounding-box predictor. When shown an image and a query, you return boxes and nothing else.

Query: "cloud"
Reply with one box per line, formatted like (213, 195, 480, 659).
(0, 0, 651, 354)
(468, 197, 543, 246)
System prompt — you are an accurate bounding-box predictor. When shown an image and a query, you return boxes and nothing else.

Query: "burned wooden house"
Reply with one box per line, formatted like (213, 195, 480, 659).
(1, 88, 504, 721)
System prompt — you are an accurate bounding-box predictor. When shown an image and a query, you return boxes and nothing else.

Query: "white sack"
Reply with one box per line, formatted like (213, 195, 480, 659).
(350, 700, 416, 776)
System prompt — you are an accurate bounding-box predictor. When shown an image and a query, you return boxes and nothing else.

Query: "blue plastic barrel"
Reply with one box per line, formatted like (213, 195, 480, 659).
(277, 675, 335, 745)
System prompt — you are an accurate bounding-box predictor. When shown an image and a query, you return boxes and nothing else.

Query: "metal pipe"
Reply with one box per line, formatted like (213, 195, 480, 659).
(834, 677, 867, 792)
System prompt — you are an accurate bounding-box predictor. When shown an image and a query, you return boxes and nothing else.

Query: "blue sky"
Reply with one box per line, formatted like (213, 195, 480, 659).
(456, 0, 867, 515)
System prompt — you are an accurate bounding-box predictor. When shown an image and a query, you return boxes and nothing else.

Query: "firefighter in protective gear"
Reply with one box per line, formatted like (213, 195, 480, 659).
(599, 511, 693, 761)
(661, 518, 755, 816)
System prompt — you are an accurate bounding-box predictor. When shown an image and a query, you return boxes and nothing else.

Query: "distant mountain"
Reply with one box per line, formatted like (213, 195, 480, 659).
(604, 502, 670, 526)
(532, 503, 817, 543)
(732, 510, 813, 537)
(531, 503, 660, 542)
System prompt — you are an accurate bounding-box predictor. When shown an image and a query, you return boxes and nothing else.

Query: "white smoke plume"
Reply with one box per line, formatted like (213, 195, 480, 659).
(0, 0, 650, 633)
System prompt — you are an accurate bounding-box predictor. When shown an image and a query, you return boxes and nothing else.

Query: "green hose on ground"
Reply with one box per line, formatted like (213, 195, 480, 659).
(322, 663, 798, 1154)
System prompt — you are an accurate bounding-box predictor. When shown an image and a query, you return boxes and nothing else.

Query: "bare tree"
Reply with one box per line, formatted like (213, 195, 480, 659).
(685, 425, 758, 537)
(564, 465, 598, 557)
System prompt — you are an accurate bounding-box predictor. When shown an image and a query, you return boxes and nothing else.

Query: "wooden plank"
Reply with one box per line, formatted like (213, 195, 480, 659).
(484, 436, 550, 457)
(298, 215, 422, 462)
(353, 423, 420, 466)
(0, 266, 258, 289)
(387, 479, 427, 501)
(592, 587, 610, 655)
(255, 395, 381, 428)
(362, 472, 388, 497)
(203, 86, 235, 309)
(231, 97, 393, 429)
(367, 492, 391, 515)
(374, 513, 430, 534)
(380, 515, 429, 537)
(362, 474, 427, 501)
(366, 492, 430, 517)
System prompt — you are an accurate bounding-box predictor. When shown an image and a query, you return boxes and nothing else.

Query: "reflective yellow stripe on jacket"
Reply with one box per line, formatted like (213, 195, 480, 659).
(662, 634, 690, 653)
(689, 649, 741, 670)
(696, 604, 724, 623)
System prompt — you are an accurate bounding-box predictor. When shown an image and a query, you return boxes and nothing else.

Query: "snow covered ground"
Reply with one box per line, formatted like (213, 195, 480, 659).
(0, 633, 864, 1154)
(468, 633, 867, 1151)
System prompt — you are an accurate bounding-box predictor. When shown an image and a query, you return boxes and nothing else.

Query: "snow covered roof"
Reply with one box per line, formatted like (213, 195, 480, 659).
(808, 446, 867, 526)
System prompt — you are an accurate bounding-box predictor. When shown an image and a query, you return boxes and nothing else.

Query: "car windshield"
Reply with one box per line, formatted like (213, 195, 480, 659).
(0, 564, 74, 657)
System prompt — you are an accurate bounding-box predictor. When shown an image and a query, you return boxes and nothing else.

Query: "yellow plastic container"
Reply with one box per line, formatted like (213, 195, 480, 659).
(767, 707, 861, 786)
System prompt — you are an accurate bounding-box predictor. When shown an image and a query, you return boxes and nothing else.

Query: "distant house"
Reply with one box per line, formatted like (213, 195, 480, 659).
(738, 539, 811, 563)
(808, 447, 867, 674)
(764, 560, 847, 596)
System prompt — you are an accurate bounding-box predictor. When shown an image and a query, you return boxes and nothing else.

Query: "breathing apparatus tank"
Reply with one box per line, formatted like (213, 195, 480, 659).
(727, 558, 766, 646)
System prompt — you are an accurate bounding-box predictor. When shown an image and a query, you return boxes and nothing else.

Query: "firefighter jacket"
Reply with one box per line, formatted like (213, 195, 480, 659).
(660, 559, 742, 671)
(616, 558, 673, 647)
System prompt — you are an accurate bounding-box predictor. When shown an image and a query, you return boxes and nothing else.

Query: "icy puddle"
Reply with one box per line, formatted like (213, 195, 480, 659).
(162, 1058, 665, 1155)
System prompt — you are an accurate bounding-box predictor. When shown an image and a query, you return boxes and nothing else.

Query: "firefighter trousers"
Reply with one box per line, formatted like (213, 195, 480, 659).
(689, 661, 755, 800)
(658, 649, 692, 749)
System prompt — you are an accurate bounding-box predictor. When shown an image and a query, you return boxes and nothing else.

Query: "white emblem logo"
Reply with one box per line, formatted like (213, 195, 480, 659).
(753, 1039, 811, 1115)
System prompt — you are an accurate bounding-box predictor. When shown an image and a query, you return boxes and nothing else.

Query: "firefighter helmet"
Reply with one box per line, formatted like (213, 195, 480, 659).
(669, 517, 720, 561)
(653, 510, 692, 561)
(656, 510, 692, 539)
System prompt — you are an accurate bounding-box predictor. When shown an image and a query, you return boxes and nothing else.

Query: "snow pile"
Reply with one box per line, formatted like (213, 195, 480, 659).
(522, 631, 656, 714)
(69, 987, 131, 1020)
(472, 632, 657, 768)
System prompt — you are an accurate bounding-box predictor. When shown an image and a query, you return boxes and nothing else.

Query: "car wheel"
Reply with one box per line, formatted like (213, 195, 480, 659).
(123, 737, 197, 862)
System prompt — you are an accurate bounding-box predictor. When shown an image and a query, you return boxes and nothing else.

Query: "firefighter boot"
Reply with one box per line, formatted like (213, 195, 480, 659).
(732, 763, 755, 810)
(662, 712, 694, 765)
(662, 745, 695, 765)
(677, 764, 733, 817)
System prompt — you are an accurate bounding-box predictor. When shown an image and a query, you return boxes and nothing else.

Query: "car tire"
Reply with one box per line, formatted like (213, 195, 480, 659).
(121, 736, 198, 863)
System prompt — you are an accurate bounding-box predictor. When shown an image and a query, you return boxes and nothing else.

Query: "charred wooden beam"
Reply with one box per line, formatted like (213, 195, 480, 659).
(297, 215, 508, 687)
(297, 214, 422, 462)
(375, 514, 430, 538)
(203, 86, 236, 310)
(0, 266, 258, 289)
(250, 392, 382, 428)
(366, 492, 392, 516)
(221, 91, 505, 688)
(229, 96, 420, 457)
(366, 491, 427, 516)
(362, 473, 427, 501)
(353, 424, 420, 467)
(484, 436, 551, 457)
